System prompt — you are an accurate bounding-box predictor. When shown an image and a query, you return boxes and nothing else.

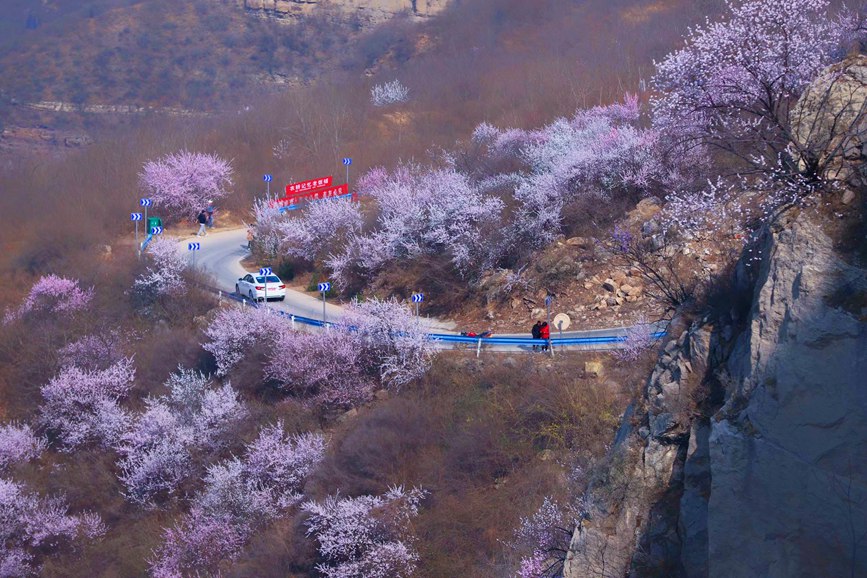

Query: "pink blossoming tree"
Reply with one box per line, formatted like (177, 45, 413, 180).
(58, 331, 126, 372)
(265, 329, 376, 408)
(38, 357, 136, 451)
(203, 306, 290, 377)
(0, 428, 104, 576)
(511, 497, 576, 578)
(279, 196, 364, 266)
(0, 478, 106, 576)
(0, 423, 46, 472)
(613, 316, 661, 362)
(150, 422, 326, 576)
(334, 164, 504, 280)
(302, 486, 427, 578)
(4, 275, 93, 323)
(117, 368, 246, 506)
(340, 298, 436, 390)
(133, 236, 188, 300)
(139, 150, 233, 222)
(652, 0, 860, 214)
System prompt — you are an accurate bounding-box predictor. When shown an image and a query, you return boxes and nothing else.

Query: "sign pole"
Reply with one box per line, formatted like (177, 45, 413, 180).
(318, 282, 331, 324)
(545, 293, 554, 357)
(259, 267, 272, 306)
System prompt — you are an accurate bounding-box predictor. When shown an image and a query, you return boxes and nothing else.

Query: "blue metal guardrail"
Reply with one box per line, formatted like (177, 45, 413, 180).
(218, 289, 665, 348)
(140, 233, 154, 252)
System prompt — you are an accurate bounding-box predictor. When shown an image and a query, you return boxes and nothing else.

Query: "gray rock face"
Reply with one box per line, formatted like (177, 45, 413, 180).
(563, 324, 713, 578)
(791, 55, 867, 188)
(706, 215, 867, 578)
(242, 0, 447, 22)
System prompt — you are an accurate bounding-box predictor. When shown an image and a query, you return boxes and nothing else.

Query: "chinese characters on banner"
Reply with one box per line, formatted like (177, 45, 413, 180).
(269, 183, 351, 210)
(285, 176, 333, 197)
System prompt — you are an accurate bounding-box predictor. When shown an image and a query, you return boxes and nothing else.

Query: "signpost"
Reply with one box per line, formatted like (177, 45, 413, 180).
(263, 174, 273, 201)
(260, 267, 272, 304)
(342, 157, 352, 189)
(140, 198, 152, 234)
(411, 292, 424, 318)
(318, 282, 331, 323)
(188, 242, 201, 267)
(553, 312, 571, 339)
(131, 212, 143, 251)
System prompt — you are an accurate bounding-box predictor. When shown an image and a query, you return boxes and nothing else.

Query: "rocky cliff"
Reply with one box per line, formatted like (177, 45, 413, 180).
(564, 59, 867, 578)
(241, 0, 448, 22)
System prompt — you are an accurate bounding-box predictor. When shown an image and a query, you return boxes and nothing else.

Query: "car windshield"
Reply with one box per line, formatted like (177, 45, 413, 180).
(255, 275, 281, 283)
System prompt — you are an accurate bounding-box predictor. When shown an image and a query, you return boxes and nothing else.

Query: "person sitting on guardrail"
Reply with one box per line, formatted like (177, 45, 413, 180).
(531, 320, 543, 351)
(461, 330, 493, 338)
(540, 322, 550, 351)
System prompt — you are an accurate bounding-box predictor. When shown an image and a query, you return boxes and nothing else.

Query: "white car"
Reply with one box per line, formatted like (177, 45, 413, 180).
(236, 272, 286, 302)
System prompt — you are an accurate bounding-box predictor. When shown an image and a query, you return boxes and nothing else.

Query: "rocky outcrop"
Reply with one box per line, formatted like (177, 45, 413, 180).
(563, 211, 867, 578)
(704, 214, 867, 578)
(563, 323, 716, 578)
(792, 55, 867, 189)
(242, 0, 448, 22)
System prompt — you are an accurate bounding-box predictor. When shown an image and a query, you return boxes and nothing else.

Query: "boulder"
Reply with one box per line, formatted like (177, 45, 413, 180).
(584, 361, 603, 377)
(602, 278, 618, 292)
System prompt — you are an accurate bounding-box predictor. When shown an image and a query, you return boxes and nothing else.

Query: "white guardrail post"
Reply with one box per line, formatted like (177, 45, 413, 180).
(476, 338, 483, 358)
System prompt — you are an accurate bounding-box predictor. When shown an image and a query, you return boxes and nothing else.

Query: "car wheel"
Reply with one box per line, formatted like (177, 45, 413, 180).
(279, 296, 285, 301)
(235, 284, 240, 295)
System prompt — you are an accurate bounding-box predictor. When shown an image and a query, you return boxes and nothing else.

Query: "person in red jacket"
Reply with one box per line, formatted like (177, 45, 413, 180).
(539, 321, 550, 352)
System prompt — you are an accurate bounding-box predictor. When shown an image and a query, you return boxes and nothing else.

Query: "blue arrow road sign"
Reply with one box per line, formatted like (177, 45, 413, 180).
(263, 174, 273, 182)
(342, 158, 352, 165)
(259, 267, 273, 276)
(318, 282, 332, 293)
(188, 242, 201, 251)
(131, 213, 143, 221)
(150, 226, 163, 235)
(140, 198, 152, 207)
(411, 293, 424, 303)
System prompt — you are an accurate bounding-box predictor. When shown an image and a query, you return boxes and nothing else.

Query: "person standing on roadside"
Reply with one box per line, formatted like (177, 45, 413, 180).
(196, 209, 208, 237)
(531, 320, 543, 351)
(205, 200, 216, 228)
(540, 321, 550, 352)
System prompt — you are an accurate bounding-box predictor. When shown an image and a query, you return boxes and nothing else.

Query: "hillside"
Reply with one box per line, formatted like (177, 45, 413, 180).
(0, 0, 863, 577)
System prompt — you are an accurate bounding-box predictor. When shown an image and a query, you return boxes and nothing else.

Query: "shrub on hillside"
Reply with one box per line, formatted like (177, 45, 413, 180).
(371, 80, 410, 107)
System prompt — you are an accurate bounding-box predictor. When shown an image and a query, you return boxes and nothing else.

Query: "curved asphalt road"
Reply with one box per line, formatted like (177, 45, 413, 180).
(177, 228, 658, 348)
